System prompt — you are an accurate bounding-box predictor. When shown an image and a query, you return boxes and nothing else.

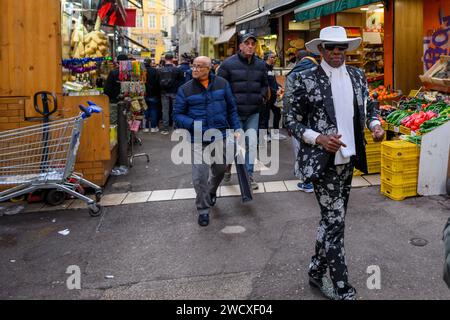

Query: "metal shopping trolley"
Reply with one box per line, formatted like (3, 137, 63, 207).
(0, 100, 104, 217)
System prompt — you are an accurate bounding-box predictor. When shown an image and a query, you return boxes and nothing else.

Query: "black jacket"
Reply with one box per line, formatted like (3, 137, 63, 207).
(145, 66, 160, 98)
(104, 69, 120, 103)
(284, 65, 379, 182)
(266, 63, 280, 94)
(217, 52, 268, 120)
(157, 63, 185, 94)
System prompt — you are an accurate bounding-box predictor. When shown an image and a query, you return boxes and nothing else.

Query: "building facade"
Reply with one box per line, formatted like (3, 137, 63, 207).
(175, 0, 225, 58)
(127, 0, 175, 63)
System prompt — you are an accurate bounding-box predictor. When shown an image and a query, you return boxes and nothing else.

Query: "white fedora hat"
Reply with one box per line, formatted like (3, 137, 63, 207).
(305, 26, 362, 55)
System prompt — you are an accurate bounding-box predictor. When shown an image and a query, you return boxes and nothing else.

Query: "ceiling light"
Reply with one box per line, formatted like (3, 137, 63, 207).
(377, 4, 384, 7)
(360, 7, 369, 11)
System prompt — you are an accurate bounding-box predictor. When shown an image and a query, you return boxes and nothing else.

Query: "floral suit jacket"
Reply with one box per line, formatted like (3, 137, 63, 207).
(284, 65, 379, 183)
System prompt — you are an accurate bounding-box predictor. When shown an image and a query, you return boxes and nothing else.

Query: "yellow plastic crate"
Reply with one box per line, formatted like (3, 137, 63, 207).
(381, 180, 417, 201)
(366, 142, 381, 153)
(381, 167, 418, 185)
(367, 156, 381, 173)
(381, 154, 419, 172)
(381, 140, 420, 159)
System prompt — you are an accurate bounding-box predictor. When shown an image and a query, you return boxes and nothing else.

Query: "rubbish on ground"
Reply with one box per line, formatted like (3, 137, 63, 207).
(111, 166, 129, 176)
(105, 275, 115, 279)
(2, 206, 25, 216)
(10, 260, 16, 263)
(58, 229, 70, 236)
(52, 219, 56, 223)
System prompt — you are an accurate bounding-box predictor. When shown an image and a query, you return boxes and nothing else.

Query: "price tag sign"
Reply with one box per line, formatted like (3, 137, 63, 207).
(411, 130, 416, 137)
(394, 126, 400, 133)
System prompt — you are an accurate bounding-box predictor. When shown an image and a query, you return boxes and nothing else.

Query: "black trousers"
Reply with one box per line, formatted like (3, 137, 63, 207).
(259, 93, 281, 131)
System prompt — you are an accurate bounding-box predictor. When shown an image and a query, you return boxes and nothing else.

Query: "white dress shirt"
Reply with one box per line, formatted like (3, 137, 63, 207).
(302, 60, 380, 165)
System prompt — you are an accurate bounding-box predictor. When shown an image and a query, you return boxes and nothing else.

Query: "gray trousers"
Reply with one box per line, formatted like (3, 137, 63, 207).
(191, 139, 232, 215)
(161, 93, 176, 129)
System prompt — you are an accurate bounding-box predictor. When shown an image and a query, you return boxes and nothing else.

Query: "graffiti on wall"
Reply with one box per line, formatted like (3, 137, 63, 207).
(423, 14, 449, 70)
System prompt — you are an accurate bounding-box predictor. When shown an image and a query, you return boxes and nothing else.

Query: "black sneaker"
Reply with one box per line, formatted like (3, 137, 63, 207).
(198, 213, 209, 227)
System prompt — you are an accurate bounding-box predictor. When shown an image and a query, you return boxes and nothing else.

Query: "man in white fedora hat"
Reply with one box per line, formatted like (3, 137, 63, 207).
(284, 26, 385, 300)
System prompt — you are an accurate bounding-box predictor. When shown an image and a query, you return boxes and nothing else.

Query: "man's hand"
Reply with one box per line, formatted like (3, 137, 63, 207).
(316, 134, 347, 153)
(371, 124, 385, 142)
(234, 131, 241, 140)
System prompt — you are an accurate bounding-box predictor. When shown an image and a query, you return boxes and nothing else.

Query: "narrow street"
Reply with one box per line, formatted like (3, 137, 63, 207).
(1, 131, 449, 300)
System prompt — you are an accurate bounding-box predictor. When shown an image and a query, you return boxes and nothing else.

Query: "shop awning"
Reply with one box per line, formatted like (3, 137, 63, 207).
(235, 0, 305, 35)
(122, 34, 150, 51)
(214, 27, 236, 45)
(294, 0, 380, 22)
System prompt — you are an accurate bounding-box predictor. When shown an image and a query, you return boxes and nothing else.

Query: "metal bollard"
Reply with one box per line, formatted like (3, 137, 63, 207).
(117, 95, 129, 166)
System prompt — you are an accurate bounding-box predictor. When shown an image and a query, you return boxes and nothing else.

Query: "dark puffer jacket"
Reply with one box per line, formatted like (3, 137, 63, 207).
(173, 74, 241, 142)
(217, 52, 268, 120)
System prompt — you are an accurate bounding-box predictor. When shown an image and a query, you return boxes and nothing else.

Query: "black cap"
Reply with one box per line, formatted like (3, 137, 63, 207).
(165, 53, 174, 60)
(212, 59, 221, 65)
(240, 32, 257, 43)
(116, 54, 129, 61)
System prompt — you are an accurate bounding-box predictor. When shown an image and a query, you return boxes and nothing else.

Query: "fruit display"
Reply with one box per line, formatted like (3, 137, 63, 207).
(369, 85, 400, 100)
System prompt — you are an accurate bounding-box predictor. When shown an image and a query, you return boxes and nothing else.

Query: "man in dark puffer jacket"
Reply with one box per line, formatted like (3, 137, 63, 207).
(174, 56, 241, 227)
(217, 33, 269, 189)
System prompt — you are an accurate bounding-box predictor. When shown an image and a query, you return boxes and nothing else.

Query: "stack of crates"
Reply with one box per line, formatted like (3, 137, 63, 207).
(365, 128, 385, 174)
(354, 128, 385, 176)
(380, 140, 420, 200)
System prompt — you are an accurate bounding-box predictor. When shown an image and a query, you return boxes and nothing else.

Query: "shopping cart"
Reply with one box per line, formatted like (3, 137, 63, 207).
(0, 101, 104, 217)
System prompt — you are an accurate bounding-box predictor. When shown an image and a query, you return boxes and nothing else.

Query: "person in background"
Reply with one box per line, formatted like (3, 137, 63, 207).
(211, 59, 221, 74)
(284, 49, 319, 193)
(143, 58, 161, 133)
(179, 53, 193, 83)
(284, 26, 384, 300)
(104, 54, 129, 126)
(260, 51, 285, 142)
(104, 54, 129, 104)
(173, 56, 241, 227)
(158, 53, 185, 135)
(286, 52, 297, 68)
(217, 33, 268, 190)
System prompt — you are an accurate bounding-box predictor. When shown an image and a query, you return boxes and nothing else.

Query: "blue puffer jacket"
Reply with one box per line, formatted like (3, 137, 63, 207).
(173, 74, 241, 142)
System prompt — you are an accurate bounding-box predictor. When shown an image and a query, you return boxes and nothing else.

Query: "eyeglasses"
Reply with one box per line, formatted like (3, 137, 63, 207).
(323, 43, 349, 51)
(191, 65, 209, 70)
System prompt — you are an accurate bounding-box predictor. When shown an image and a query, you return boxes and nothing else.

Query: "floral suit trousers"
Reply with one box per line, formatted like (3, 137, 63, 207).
(308, 159, 356, 296)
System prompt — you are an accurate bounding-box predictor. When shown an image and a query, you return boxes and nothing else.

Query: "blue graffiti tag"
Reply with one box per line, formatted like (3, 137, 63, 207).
(423, 15, 450, 70)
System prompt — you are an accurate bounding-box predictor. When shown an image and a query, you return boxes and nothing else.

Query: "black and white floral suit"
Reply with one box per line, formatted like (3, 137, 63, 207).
(284, 64, 379, 298)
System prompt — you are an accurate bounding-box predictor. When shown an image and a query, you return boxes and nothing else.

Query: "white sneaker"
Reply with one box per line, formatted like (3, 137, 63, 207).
(151, 127, 159, 133)
(143, 128, 150, 133)
(271, 132, 287, 140)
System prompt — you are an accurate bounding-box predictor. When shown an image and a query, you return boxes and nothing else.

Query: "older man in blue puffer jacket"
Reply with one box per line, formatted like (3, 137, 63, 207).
(174, 56, 241, 227)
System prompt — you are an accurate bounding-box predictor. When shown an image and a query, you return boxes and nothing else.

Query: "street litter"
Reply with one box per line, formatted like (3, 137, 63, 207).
(105, 275, 115, 279)
(58, 229, 70, 236)
(52, 219, 56, 223)
(111, 166, 129, 176)
(1, 205, 25, 216)
(10, 260, 16, 263)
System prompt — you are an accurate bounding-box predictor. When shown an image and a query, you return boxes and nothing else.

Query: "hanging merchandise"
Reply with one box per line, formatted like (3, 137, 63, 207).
(71, 16, 88, 58)
(120, 82, 146, 97)
(83, 16, 110, 58)
(119, 61, 146, 82)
